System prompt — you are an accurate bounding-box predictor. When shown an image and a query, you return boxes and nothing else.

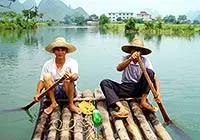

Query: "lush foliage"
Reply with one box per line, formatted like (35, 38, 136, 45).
(64, 14, 86, 25)
(99, 14, 110, 25)
(0, 6, 44, 30)
(125, 17, 138, 31)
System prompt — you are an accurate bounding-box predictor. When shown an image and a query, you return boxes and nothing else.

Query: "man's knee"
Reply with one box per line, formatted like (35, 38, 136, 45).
(43, 73, 53, 83)
(100, 79, 112, 88)
(63, 79, 72, 85)
(146, 69, 155, 80)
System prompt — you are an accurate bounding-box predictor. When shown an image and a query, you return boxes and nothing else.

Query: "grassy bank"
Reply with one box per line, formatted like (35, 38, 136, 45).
(105, 23, 200, 36)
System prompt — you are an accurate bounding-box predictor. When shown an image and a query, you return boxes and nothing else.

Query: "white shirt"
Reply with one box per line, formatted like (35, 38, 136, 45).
(40, 56, 78, 82)
(121, 55, 153, 83)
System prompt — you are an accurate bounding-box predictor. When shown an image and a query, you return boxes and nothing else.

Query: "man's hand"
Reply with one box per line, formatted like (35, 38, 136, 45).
(130, 51, 140, 64)
(33, 94, 40, 102)
(154, 91, 162, 103)
(64, 72, 78, 81)
(64, 72, 71, 79)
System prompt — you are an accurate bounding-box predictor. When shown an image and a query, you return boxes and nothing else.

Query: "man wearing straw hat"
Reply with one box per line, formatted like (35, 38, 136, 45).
(33, 37, 81, 114)
(100, 37, 162, 118)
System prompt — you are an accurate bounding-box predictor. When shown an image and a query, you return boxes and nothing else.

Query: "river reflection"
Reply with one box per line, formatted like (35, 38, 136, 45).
(0, 26, 198, 48)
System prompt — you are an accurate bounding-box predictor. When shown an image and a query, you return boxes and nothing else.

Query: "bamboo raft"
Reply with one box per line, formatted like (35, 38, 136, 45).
(31, 88, 172, 140)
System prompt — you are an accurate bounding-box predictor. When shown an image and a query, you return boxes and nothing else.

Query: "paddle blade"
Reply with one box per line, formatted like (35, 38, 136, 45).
(1, 108, 24, 113)
(168, 123, 192, 140)
(0, 101, 37, 113)
(20, 101, 37, 110)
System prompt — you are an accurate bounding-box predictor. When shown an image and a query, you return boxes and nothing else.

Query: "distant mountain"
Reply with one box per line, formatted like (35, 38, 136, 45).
(23, 0, 36, 9)
(38, 0, 89, 21)
(0, 0, 24, 13)
(194, 15, 200, 22)
(143, 8, 161, 19)
(0, 0, 89, 21)
(186, 10, 200, 21)
(38, 0, 72, 21)
(73, 7, 89, 18)
(140, 8, 200, 21)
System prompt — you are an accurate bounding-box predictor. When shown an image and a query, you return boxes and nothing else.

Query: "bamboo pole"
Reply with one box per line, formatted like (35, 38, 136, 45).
(122, 101, 144, 140)
(73, 91, 83, 140)
(110, 110, 130, 140)
(147, 112, 172, 140)
(109, 101, 130, 140)
(32, 111, 48, 140)
(47, 107, 61, 140)
(130, 101, 158, 140)
(82, 89, 96, 140)
(94, 88, 115, 140)
(60, 106, 72, 140)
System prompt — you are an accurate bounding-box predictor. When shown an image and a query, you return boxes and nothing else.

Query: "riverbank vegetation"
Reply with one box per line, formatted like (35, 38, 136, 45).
(100, 16, 200, 37)
(0, 8, 48, 30)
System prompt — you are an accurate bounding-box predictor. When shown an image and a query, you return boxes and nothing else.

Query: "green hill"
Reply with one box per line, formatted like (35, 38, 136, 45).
(0, 0, 24, 13)
(23, 0, 36, 9)
(38, 0, 89, 21)
(0, 0, 89, 21)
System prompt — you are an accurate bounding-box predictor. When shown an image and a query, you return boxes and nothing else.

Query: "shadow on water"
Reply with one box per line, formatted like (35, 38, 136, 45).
(124, 31, 138, 42)
(0, 108, 36, 124)
(164, 122, 193, 140)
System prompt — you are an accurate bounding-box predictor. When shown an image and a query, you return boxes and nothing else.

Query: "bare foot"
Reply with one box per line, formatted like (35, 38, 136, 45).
(140, 103, 158, 112)
(44, 103, 58, 115)
(68, 104, 81, 114)
(112, 108, 129, 118)
(112, 111, 129, 118)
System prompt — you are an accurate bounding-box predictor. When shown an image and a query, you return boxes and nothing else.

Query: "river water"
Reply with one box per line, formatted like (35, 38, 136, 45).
(0, 26, 199, 139)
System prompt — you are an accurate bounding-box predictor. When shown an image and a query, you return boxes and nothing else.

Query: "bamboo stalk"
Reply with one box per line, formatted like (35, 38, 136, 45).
(122, 101, 144, 140)
(110, 107, 130, 140)
(130, 101, 158, 140)
(60, 106, 72, 140)
(32, 112, 49, 140)
(73, 90, 84, 140)
(94, 88, 115, 140)
(47, 107, 61, 140)
(82, 89, 96, 140)
(146, 112, 172, 140)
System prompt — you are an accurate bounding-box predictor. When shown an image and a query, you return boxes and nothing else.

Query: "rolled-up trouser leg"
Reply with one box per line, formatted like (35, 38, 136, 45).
(100, 79, 120, 107)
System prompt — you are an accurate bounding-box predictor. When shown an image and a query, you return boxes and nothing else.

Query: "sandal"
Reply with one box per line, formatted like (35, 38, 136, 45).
(140, 103, 158, 112)
(44, 104, 58, 115)
(112, 111, 129, 118)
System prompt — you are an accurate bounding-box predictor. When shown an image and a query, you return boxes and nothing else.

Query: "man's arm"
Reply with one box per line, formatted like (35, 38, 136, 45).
(69, 73, 79, 81)
(33, 80, 44, 101)
(116, 57, 132, 71)
(154, 76, 162, 103)
(116, 51, 140, 71)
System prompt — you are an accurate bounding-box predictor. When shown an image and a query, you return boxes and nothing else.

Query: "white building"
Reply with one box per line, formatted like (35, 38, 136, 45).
(107, 11, 153, 22)
(136, 11, 153, 21)
(108, 12, 134, 22)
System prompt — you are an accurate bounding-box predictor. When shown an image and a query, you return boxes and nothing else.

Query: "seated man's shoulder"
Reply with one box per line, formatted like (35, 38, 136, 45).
(43, 59, 54, 66)
(67, 57, 77, 63)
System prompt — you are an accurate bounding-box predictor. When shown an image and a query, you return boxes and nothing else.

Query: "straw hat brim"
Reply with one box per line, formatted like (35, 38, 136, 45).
(45, 42, 76, 53)
(121, 45, 151, 55)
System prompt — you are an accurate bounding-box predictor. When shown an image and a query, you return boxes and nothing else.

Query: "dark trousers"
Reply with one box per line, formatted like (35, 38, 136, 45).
(100, 69, 155, 107)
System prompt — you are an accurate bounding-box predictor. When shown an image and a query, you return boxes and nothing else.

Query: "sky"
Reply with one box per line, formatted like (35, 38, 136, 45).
(19, 0, 200, 16)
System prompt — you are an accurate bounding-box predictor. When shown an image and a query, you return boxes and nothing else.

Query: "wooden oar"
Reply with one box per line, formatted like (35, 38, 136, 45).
(4, 76, 65, 112)
(137, 56, 172, 124)
(138, 56, 193, 139)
